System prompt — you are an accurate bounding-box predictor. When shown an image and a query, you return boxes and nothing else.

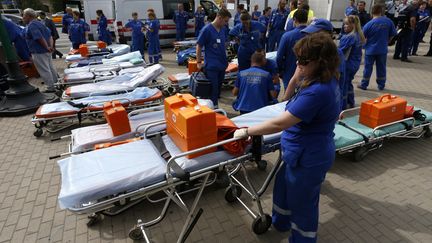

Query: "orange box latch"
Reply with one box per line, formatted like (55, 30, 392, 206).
(359, 94, 407, 128)
(164, 93, 217, 158)
(103, 100, 131, 136)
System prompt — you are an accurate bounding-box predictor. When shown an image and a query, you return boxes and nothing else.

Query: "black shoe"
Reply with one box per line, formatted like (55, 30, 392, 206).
(378, 86, 385, 91)
(357, 84, 367, 90)
(393, 56, 400, 60)
(412, 53, 418, 56)
(59, 54, 63, 59)
(401, 59, 413, 63)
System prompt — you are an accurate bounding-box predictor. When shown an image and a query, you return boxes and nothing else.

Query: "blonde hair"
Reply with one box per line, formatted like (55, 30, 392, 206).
(346, 15, 366, 44)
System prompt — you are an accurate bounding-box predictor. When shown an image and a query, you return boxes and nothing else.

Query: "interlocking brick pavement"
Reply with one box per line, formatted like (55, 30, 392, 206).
(1, 38, 432, 243)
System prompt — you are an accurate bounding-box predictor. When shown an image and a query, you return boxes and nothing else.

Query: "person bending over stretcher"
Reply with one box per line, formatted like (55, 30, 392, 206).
(234, 32, 341, 243)
(232, 52, 277, 114)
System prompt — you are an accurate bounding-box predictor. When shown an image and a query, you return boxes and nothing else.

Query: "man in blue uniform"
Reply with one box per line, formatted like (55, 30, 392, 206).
(229, 12, 266, 71)
(267, 0, 289, 52)
(393, 1, 418, 62)
(68, 10, 90, 49)
(125, 12, 145, 56)
(256, 49, 280, 99)
(23, 8, 58, 92)
(234, 4, 244, 26)
(194, 6, 205, 37)
(3, 16, 30, 61)
(96, 10, 112, 45)
(360, 4, 396, 90)
(61, 7, 73, 34)
(277, 9, 308, 90)
(173, 4, 190, 41)
(232, 52, 276, 114)
(196, 9, 231, 107)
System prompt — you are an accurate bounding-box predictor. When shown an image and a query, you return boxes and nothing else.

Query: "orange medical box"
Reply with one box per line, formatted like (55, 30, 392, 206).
(103, 101, 131, 136)
(164, 93, 217, 158)
(79, 44, 89, 57)
(359, 94, 407, 128)
(188, 60, 198, 75)
(97, 41, 107, 49)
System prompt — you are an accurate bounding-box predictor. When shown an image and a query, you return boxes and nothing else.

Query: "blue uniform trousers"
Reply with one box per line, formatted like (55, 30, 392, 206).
(411, 26, 426, 55)
(360, 54, 387, 89)
(394, 28, 412, 60)
(148, 39, 159, 64)
(205, 69, 225, 106)
(272, 161, 332, 243)
(339, 72, 347, 110)
(237, 48, 254, 71)
(176, 28, 186, 41)
(131, 35, 145, 56)
(345, 69, 356, 108)
(267, 29, 284, 52)
(99, 30, 112, 45)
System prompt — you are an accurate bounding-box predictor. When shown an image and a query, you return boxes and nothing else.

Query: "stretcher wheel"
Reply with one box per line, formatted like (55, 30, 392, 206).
(256, 160, 267, 171)
(353, 147, 368, 162)
(87, 214, 102, 227)
(224, 185, 242, 203)
(128, 226, 144, 240)
(33, 128, 43, 137)
(424, 126, 432, 138)
(252, 214, 272, 235)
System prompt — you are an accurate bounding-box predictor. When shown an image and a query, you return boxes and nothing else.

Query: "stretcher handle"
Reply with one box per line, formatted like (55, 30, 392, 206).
(166, 137, 246, 182)
(372, 117, 416, 136)
(142, 120, 167, 137)
(51, 135, 71, 142)
(128, 105, 164, 118)
(49, 148, 93, 160)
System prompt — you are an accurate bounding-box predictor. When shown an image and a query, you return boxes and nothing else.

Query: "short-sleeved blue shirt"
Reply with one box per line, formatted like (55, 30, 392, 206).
(362, 16, 396, 55)
(252, 11, 261, 20)
(269, 8, 289, 31)
(234, 67, 274, 112)
(69, 19, 89, 44)
(338, 32, 362, 72)
(281, 78, 340, 166)
(174, 10, 189, 30)
(229, 20, 266, 53)
(197, 24, 228, 71)
(125, 20, 144, 37)
(260, 58, 279, 90)
(258, 15, 269, 28)
(25, 20, 51, 54)
(146, 19, 160, 41)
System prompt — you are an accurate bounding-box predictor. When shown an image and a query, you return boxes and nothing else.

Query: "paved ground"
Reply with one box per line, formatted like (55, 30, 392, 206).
(1, 34, 432, 243)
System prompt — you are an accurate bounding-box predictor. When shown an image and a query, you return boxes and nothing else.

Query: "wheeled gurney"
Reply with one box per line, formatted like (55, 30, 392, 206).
(31, 87, 163, 137)
(55, 101, 431, 241)
(61, 64, 166, 100)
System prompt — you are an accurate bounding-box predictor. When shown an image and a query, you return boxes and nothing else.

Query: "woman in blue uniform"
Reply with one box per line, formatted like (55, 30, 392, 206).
(96, 10, 112, 45)
(267, 0, 289, 52)
(68, 10, 89, 49)
(146, 11, 160, 64)
(125, 12, 145, 56)
(194, 6, 205, 37)
(338, 15, 365, 109)
(234, 32, 341, 243)
(229, 12, 266, 71)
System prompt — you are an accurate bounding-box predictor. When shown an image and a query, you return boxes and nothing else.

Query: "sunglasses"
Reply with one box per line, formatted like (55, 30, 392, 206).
(296, 57, 312, 66)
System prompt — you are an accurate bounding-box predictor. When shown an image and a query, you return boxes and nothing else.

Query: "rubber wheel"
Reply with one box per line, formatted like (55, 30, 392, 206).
(424, 126, 432, 138)
(33, 129, 43, 137)
(128, 227, 144, 241)
(86, 214, 102, 227)
(224, 185, 242, 203)
(252, 214, 272, 235)
(353, 147, 368, 162)
(257, 160, 267, 171)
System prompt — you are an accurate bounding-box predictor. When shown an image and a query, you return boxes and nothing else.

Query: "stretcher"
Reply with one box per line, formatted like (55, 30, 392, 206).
(31, 87, 163, 137)
(55, 101, 431, 242)
(61, 64, 166, 100)
(67, 51, 144, 68)
(173, 39, 197, 52)
(65, 44, 131, 63)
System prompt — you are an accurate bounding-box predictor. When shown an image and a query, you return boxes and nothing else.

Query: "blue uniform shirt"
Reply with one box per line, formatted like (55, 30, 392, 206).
(234, 67, 274, 112)
(125, 20, 144, 37)
(197, 24, 228, 71)
(252, 11, 261, 20)
(173, 10, 189, 30)
(62, 13, 73, 33)
(258, 15, 269, 28)
(269, 8, 289, 31)
(285, 18, 295, 32)
(194, 10, 205, 28)
(4, 17, 30, 60)
(25, 20, 51, 54)
(345, 5, 358, 16)
(146, 19, 160, 40)
(234, 12, 241, 26)
(229, 20, 266, 53)
(261, 58, 279, 91)
(69, 19, 89, 44)
(338, 32, 362, 72)
(416, 9, 431, 29)
(362, 16, 396, 55)
(282, 78, 340, 167)
(276, 25, 307, 86)
(98, 15, 108, 33)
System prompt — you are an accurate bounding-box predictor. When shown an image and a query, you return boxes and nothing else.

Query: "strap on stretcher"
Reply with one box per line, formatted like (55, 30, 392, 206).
(338, 121, 370, 143)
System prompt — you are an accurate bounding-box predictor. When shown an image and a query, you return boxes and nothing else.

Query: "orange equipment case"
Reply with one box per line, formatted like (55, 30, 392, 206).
(188, 60, 198, 75)
(78, 44, 89, 57)
(164, 93, 217, 158)
(359, 94, 407, 128)
(103, 101, 131, 136)
(19, 61, 39, 78)
(97, 41, 107, 49)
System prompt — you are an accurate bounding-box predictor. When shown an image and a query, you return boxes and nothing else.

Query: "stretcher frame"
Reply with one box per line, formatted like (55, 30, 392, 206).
(336, 107, 432, 161)
(31, 92, 164, 137)
(61, 118, 282, 242)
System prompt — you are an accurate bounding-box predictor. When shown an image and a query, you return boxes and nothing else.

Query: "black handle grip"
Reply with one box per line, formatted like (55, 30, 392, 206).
(51, 137, 61, 142)
(49, 155, 61, 160)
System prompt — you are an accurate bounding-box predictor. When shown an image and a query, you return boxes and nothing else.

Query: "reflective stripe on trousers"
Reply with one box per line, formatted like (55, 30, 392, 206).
(291, 222, 317, 239)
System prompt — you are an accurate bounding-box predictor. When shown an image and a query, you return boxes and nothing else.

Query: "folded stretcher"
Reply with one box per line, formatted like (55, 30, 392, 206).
(55, 101, 431, 242)
(31, 87, 163, 137)
(62, 64, 166, 100)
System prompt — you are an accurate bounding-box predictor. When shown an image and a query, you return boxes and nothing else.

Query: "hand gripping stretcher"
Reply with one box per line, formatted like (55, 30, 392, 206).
(31, 87, 163, 137)
(61, 64, 167, 100)
(54, 101, 431, 242)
